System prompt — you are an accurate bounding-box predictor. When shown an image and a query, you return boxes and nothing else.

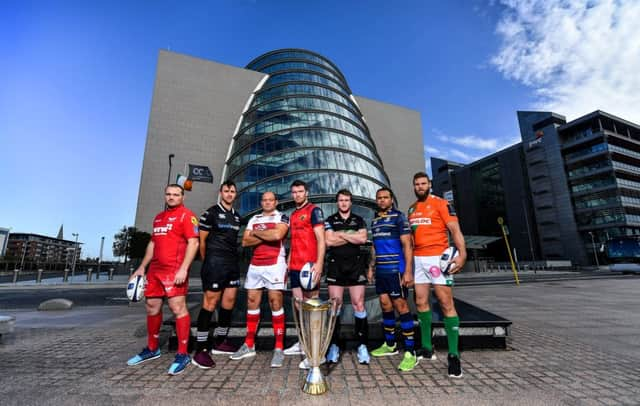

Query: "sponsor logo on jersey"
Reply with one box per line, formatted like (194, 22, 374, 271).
(299, 214, 307, 221)
(168, 217, 177, 221)
(218, 213, 226, 219)
(191, 216, 198, 225)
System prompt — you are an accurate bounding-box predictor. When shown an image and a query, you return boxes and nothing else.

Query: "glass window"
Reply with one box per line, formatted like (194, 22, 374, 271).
(260, 62, 345, 85)
(264, 71, 349, 94)
(247, 51, 344, 80)
(245, 96, 364, 129)
(251, 83, 357, 112)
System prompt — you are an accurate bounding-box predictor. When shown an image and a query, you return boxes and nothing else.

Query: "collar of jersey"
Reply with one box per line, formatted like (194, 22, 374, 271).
(294, 201, 310, 211)
(217, 202, 235, 214)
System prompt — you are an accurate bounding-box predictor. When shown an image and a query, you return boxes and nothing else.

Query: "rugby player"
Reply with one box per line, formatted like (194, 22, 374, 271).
(324, 189, 370, 364)
(408, 172, 466, 378)
(191, 180, 243, 369)
(283, 180, 325, 364)
(127, 184, 199, 375)
(230, 191, 289, 367)
(368, 187, 418, 372)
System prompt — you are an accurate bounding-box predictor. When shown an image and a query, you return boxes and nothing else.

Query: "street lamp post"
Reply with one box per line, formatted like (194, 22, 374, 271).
(588, 232, 599, 267)
(71, 233, 79, 279)
(97, 236, 105, 279)
(167, 154, 175, 186)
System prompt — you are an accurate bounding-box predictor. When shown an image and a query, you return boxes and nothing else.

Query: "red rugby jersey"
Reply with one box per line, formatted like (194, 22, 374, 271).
(149, 204, 199, 272)
(289, 202, 324, 271)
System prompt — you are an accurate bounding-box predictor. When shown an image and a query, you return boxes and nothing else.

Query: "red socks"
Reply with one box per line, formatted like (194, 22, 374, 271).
(272, 309, 285, 350)
(175, 314, 191, 354)
(245, 309, 261, 348)
(147, 313, 163, 351)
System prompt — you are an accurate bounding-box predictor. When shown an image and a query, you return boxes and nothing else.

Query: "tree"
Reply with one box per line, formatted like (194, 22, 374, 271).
(113, 226, 151, 262)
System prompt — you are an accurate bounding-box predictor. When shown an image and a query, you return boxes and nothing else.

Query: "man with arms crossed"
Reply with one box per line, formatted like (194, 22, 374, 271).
(283, 179, 325, 364)
(408, 172, 466, 378)
(368, 187, 418, 372)
(324, 189, 370, 364)
(192, 180, 243, 369)
(127, 184, 199, 375)
(230, 191, 289, 367)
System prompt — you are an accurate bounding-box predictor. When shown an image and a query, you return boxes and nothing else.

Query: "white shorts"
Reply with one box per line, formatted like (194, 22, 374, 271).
(414, 255, 454, 286)
(244, 259, 287, 290)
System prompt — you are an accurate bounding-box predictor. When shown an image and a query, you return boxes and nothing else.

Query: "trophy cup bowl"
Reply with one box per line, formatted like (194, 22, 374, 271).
(292, 297, 339, 395)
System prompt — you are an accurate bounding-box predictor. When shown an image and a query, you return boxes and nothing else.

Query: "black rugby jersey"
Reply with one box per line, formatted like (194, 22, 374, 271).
(324, 212, 366, 258)
(199, 203, 242, 258)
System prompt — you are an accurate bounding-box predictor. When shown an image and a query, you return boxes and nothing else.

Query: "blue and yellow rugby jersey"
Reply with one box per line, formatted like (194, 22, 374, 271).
(371, 208, 411, 274)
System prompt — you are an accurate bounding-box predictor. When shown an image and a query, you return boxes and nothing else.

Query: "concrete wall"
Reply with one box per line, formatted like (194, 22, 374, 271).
(135, 51, 266, 231)
(354, 96, 425, 211)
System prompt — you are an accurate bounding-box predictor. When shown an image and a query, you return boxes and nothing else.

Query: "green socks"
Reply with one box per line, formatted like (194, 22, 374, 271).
(443, 315, 460, 357)
(417, 310, 432, 351)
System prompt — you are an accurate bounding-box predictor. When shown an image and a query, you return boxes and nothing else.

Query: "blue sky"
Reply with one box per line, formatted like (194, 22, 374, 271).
(2, 0, 639, 259)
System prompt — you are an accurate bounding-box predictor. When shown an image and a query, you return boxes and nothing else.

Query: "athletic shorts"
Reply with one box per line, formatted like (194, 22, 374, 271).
(326, 254, 367, 286)
(145, 268, 188, 298)
(288, 270, 318, 291)
(414, 255, 454, 286)
(375, 272, 408, 300)
(245, 259, 287, 290)
(201, 256, 241, 292)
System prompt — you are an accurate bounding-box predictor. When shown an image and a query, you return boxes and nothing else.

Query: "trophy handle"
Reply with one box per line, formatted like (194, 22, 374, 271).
(292, 297, 310, 357)
(320, 297, 341, 356)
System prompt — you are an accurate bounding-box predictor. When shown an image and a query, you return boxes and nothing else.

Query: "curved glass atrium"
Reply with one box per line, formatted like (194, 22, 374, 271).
(226, 49, 390, 219)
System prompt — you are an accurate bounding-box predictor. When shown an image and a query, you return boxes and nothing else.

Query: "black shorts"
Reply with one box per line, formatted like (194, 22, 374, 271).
(326, 254, 367, 286)
(201, 256, 240, 292)
(375, 272, 408, 300)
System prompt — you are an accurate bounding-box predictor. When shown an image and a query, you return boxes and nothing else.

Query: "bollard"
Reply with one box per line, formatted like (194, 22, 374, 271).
(86, 268, 93, 281)
(108, 267, 115, 280)
(36, 269, 44, 283)
(63, 268, 70, 282)
(13, 269, 20, 284)
(96, 267, 100, 280)
(129, 267, 134, 276)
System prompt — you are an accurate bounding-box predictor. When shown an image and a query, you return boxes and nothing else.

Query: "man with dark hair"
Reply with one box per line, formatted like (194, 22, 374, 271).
(283, 180, 326, 366)
(127, 184, 200, 375)
(369, 187, 418, 372)
(230, 191, 289, 367)
(408, 172, 467, 378)
(324, 189, 370, 364)
(191, 180, 243, 369)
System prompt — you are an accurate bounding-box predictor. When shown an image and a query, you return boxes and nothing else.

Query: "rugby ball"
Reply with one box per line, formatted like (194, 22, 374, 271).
(439, 247, 460, 275)
(299, 262, 317, 290)
(126, 275, 146, 302)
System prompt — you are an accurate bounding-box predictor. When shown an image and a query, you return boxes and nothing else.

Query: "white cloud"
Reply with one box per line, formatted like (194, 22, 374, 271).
(491, 0, 640, 123)
(432, 128, 518, 151)
(424, 145, 440, 154)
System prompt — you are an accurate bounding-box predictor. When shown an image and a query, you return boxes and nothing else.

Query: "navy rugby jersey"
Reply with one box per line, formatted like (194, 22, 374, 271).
(370, 208, 410, 274)
(199, 203, 242, 259)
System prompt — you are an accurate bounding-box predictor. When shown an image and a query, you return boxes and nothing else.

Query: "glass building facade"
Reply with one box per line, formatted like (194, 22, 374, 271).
(225, 49, 390, 220)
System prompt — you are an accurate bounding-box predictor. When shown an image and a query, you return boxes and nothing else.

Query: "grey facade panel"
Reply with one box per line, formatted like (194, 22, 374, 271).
(135, 51, 266, 231)
(354, 96, 425, 211)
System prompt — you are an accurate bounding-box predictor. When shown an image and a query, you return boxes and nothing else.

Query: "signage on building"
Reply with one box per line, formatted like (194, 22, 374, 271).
(188, 164, 214, 183)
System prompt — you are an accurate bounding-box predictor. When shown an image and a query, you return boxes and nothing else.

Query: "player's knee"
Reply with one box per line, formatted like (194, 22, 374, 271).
(352, 302, 365, 313)
(202, 295, 218, 311)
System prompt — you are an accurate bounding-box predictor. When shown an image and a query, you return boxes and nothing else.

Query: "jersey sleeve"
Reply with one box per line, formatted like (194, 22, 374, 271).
(438, 199, 458, 224)
(199, 207, 215, 231)
(355, 215, 366, 231)
(311, 207, 324, 227)
(397, 212, 411, 236)
(183, 210, 200, 239)
(246, 215, 256, 231)
(279, 213, 290, 226)
(324, 215, 334, 231)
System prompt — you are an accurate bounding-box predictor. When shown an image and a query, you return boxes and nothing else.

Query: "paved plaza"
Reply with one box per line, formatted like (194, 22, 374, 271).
(1, 276, 639, 405)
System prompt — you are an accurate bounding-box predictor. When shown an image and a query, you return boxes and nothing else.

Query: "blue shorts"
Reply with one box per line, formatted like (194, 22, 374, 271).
(375, 272, 408, 300)
(288, 270, 318, 291)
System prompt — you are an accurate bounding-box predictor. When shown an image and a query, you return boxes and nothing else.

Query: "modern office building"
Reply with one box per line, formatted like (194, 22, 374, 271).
(0, 227, 9, 258)
(5, 233, 82, 265)
(135, 49, 424, 230)
(432, 110, 640, 265)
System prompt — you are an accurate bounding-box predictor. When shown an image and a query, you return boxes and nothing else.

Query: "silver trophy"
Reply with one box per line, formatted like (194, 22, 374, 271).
(292, 297, 340, 395)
